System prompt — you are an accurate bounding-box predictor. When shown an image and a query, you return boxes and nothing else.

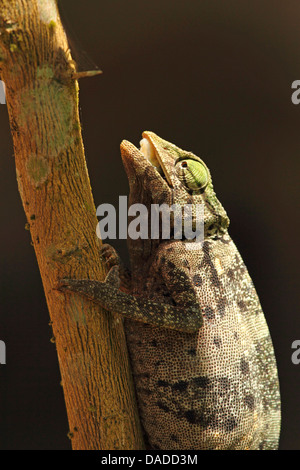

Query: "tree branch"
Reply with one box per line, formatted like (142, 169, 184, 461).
(0, 0, 144, 450)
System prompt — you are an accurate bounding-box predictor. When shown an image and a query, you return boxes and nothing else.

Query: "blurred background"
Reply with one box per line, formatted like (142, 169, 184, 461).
(0, 0, 299, 449)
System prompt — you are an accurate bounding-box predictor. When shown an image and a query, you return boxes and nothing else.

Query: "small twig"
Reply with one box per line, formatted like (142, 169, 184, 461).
(72, 70, 102, 79)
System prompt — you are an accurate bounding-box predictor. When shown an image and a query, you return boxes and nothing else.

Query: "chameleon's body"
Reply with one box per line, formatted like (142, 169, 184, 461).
(60, 132, 281, 450)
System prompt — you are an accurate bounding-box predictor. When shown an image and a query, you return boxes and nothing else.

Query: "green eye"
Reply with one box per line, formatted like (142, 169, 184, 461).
(175, 158, 209, 190)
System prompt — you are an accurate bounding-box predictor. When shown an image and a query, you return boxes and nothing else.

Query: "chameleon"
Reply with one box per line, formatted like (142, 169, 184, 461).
(59, 132, 281, 450)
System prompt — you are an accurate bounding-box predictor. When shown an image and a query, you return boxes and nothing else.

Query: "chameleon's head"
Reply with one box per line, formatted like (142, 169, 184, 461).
(120, 132, 229, 238)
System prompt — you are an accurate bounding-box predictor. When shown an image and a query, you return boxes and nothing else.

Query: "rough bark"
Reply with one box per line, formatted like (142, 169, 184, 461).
(0, 0, 144, 450)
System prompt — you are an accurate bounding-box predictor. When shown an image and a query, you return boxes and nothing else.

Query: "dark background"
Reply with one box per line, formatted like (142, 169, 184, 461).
(0, 0, 299, 450)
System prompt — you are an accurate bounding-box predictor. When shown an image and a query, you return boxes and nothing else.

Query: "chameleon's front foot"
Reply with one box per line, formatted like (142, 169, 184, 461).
(57, 265, 120, 300)
(57, 265, 203, 332)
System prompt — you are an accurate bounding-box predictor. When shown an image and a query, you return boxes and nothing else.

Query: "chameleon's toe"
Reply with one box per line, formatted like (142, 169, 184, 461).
(104, 266, 120, 288)
(56, 278, 104, 300)
(57, 278, 80, 291)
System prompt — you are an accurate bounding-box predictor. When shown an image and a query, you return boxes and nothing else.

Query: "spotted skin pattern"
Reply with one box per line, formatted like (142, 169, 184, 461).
(125, 237, 280, 449)
(59, 132, 281, 450)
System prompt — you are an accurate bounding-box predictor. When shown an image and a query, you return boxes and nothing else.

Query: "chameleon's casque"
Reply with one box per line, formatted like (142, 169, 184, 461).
(60, 132, 281, 450)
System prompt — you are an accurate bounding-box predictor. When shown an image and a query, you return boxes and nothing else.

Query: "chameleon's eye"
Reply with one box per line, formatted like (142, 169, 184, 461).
(175, 159, 209, 190)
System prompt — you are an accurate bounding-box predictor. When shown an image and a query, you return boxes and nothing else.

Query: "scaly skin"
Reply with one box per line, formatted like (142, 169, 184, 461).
(59, 132, 281, 450)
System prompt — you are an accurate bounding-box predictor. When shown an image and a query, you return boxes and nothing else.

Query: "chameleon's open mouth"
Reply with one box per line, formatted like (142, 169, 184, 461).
(139, 137, 161, 169)
(139, 132, 173, 187)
